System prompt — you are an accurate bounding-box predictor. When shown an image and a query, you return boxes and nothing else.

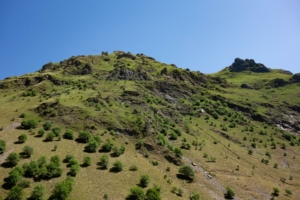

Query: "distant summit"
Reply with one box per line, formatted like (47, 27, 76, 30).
(229, 58, 270, 73)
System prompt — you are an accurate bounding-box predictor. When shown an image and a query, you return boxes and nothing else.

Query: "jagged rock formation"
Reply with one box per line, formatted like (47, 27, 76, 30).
(229, 58, 270, 72)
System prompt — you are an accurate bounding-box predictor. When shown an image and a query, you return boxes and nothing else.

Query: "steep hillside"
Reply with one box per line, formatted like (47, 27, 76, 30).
(0, 52, 300, 200)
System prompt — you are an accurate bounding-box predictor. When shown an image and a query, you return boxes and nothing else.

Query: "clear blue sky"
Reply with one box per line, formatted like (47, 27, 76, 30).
(1, 0, 299, 80)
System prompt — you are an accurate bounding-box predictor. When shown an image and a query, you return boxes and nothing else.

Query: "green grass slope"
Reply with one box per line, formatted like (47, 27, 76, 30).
(0, 52, 299, 200)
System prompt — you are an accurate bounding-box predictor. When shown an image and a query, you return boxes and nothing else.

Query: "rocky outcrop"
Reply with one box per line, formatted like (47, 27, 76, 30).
(106, 66, 151, 81)
(269, 78, 289, 88)
(291, 73, 300, 83)
(241, 83, 253, 89)
(229, 58, 270, 73)
(115, 51, 136, 60)
(81, 64, 93, 75)
(40, 62, 56, 72)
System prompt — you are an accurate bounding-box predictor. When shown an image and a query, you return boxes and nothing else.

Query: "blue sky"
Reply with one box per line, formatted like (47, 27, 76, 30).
(0, 1, 299, 80)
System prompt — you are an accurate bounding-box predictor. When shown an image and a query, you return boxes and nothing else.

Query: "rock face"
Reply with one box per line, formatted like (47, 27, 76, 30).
(81, 64, 93, 75)
(115, 51, 136, 60)
(40, 62, 55, 72)
(229, 58, 270, 73)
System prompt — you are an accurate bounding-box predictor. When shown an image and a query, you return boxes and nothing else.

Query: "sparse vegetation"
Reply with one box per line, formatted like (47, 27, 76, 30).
(0, 52, 300, 199)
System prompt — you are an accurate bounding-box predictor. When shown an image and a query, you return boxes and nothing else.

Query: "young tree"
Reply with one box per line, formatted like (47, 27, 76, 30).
(112, 160, 123, 172)
(6, 185, 24, 200)
(140, 174, 150, 188)
(21, 119, 38, 129)
(30, 184, 46, 200)
(145, 187, 161, 200)
(6, 167, 23, 186)
(43, 121, 52, 130)
(52, 126, 62, 136)
(127, 186, 145, 200)
(225, 187, 235, 199)
(85, 139, 99, 152)
(24, 161, 38, 178)
(45, 132, 56, 141)
(82, 156, 92, 167)
(37, 156, 47, 167)
(22, 145, 33, 157)
(77, 130, 92, 143)
(50, 177, 74, 200)
(69, 164, 80, 176)
(101, 139, 113, 152)
(179, 165, 195, 180)
(6, 152, 20, 167)
(18, 134, 27, 143)
(63, 129, 74, 140)
(37, 129, 45, 137)
(98, 155, 109, 169)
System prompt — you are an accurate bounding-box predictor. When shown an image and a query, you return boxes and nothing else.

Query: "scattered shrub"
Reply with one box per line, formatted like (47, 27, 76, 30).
(0, 139, 6, 154)
(63, 129, 74, 140)
(6, 185, 24, 200)
(82, 156, 92, 167)
(18, 134, 27, 143)
(179, 165, 195, 180)
(37, 129, 45, 137)
(140, 174, 150, 187)
(85, 139, 99, 153)
(52, 126, 62, 136)
(43, 121, 52, 130)
(129, 165, 138, 171)
(50, 177, 74, 200)
(101, 139, 113, 152)
(29, 184, 45, 200)
(45, 132, 55, 141)
(127, 186, 145, 200)
(98, 155, 109, 169)
(6, 152, 20, 167)
(21, 119, 38, 129)
(225, 187, 235, 199)
(22, 145, 33, 157)
(112, 160, 123, 172)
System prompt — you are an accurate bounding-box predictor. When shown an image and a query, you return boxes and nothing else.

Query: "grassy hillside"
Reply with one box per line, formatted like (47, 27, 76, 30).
(0, 52, 299, 200)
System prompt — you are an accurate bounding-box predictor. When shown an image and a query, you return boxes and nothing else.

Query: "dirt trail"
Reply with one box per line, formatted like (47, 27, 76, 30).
(182, 156, 241, 200)
(3, 122, 21, 132)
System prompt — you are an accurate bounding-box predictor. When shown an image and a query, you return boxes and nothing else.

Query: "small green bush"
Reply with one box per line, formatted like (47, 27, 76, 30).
(140, 174, 150, 187)
(112, 160, 123, 172)
(18, 134, 27, 143)
(22, 145, 33, 157)
(82, 156, 92, 167)
(98, 155, 109, 169)
(6, 152, 20, 167)
(29, 184, 45, 200)
(127, 186, 145, 200)
(21, 119, 38, 129)
(63, 129, 74, 140)
(43, 121, 52, 130)
(45, 132, 55, 141)
(225, 187, 235, 199)
(0, 139, 6, 154)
